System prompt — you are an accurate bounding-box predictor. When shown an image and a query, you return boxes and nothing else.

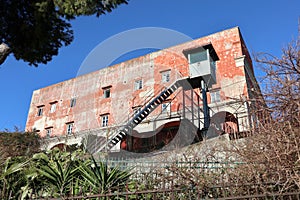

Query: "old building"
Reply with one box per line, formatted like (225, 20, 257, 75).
(26, 27, 261, 154)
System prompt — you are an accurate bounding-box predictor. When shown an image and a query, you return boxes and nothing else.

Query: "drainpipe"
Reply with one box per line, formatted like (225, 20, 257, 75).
(201, 80, 210, 133)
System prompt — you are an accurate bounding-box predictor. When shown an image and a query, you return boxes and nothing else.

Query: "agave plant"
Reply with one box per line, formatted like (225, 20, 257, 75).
(0, 147, 134, 198)
(0, 156, 29, 199)
(31, 148, 84, 197)
(78, 156, 132, 195)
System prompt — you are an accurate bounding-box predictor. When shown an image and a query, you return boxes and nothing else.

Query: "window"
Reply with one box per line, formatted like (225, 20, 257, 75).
(33, 128, 40, 133)
(66, 122, 74, 135)
(70, 98, 76, 107)
(103, 87, 111, 98)
(188, 50, 207, 64)
(101, 115, 109, 127)
(50, 102, 57, 113)
(45, 127, 53, 137)
(161, 70, 171, 83)
(210, 90, 221, 103)
(37, 106, 44, 116)
(162, 102, 171, 113)
(134, 79, 143, 90)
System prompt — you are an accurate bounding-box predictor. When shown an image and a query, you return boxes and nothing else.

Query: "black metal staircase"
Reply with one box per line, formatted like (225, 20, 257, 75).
(89, 79, 184, 154)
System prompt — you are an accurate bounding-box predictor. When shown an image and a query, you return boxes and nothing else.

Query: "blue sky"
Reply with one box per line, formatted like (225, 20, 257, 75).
(0, 0, 299, 131)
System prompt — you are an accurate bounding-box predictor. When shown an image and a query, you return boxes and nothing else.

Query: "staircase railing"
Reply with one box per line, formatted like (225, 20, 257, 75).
(85, 85, 172, 153)
(88, 78, 185, 154)
(85, 70, 185, 154)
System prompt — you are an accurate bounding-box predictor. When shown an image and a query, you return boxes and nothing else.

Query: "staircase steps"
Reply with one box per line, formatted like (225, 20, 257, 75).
(90, 80, 182, 154)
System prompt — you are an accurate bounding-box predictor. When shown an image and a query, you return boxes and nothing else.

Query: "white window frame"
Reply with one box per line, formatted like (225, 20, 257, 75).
(134, 79, 143, 90)
(46, 127, 53, 137)
(210, 90, 221, 103)
(161, 70, 171, 83)
(50, 102, 57, 113)
(101, 115, 109, 127)
(66, 122, 74, 135)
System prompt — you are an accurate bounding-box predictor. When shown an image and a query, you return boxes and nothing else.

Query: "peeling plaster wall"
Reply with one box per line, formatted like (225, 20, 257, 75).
(26, 27, 256, 142)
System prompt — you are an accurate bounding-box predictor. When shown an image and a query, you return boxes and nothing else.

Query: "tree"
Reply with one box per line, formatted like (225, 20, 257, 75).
(0, 131, 41, 160)
(255, 37, 300, 125)
(0, 0, 129, 66)
(225, 26, 300, 193)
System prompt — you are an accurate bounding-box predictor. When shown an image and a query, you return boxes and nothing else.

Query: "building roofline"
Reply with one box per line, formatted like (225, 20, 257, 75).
(34, 26, 242, 91)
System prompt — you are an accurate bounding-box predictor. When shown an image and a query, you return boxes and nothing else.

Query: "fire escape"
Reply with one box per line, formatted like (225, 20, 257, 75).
(86, 44, 219, 154)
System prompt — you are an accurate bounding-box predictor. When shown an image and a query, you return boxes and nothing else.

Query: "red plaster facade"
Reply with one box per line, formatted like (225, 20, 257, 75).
(26, 27, 260, 151)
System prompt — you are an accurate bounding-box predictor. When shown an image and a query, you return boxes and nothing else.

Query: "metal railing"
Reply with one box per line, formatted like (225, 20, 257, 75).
(29, 182, 300, 200)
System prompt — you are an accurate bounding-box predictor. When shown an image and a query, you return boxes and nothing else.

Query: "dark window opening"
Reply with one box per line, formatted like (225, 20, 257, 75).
(70, 98, 76, 107)
(37, 106, 44, 116)
(103, 88, 111, 98)
(66, 122, 74, 135)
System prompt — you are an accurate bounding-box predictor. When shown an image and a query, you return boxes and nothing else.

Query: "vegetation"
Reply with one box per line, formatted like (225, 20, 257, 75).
(0, 157, 29, 199)
(0, 0, 129, 66)
(79, 156, 132, 194)
(0, 131, 41, 160)
(230, 33, 300, 192)
(0, 148, 133, 199)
